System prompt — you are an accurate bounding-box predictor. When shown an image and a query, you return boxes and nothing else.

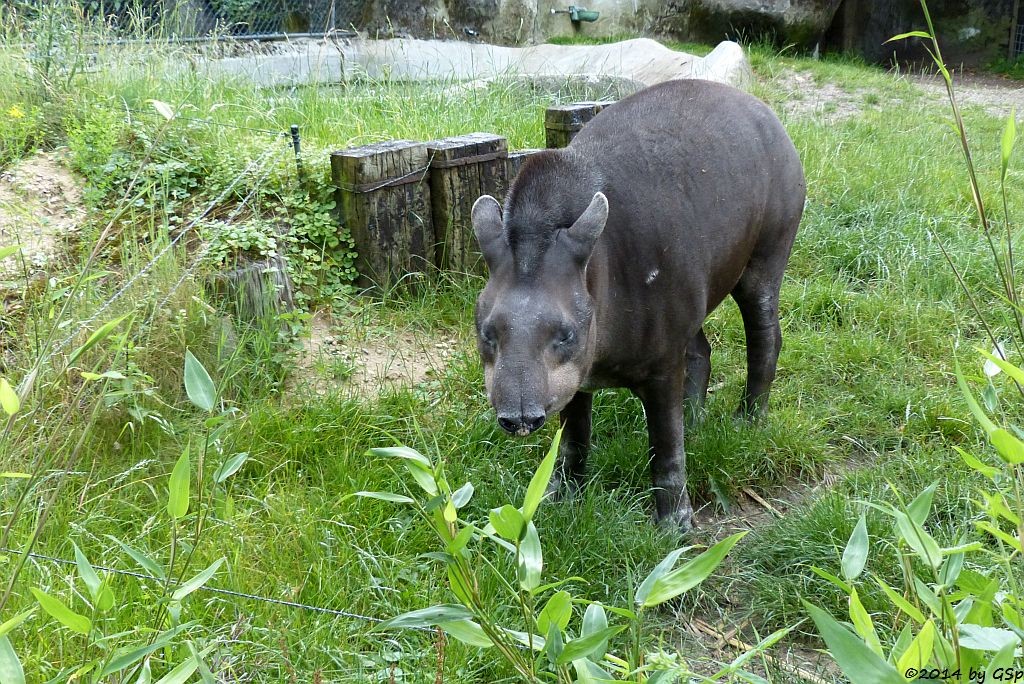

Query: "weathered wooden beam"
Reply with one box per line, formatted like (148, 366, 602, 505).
(544, 102, 611, 148)
(426, 133, 508, 274)
(331, 140, 433, 290)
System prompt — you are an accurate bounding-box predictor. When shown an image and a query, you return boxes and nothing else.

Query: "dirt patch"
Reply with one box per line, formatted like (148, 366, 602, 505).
(0, 151, 84, 286)
(289, 309, 465, 399)
(775, 69, 874, 123)
(912, 71, 1024, 120)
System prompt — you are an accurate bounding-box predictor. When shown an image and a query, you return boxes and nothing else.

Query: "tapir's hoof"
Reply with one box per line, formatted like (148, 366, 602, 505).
(545, 473, 582, 503)
(656, 507, 695, 535)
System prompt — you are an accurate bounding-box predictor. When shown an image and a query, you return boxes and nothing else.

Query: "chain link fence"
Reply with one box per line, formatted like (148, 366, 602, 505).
(4, 0, 364, 39)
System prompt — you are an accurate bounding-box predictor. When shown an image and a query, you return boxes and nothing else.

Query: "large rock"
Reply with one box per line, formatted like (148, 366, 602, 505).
(655, 0, 843, 47)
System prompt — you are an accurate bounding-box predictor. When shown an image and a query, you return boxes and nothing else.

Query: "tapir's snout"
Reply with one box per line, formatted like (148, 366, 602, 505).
(497, 412, 546, 437)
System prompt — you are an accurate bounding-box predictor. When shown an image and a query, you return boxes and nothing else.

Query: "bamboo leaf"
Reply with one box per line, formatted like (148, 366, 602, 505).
(642, 532, 746, 607)
(0, 378, 19, 416)
(842, 515, 869, 582)
(172, 558, 224, 602)
(30, 588, 91, 635)
(537, 590, 572, 635)
(873, 575, 926, 624)
(635, 547, 691, 606)
(803, 601, 904, 684)
(68, 314, 131, 365)
(556, 626, 626, 665)
(0, 635, 25, 684)
(990, 428, 1024, 464)
(0, 245, 22, 261)
(73, 543, 102, 602)
(183, 350, 216, 412)
(896, 620, 936, 674)
(523, 428, 561, 522)
(849, 588, 884, 657)
(107, 537, 166, 580)
(352, 491, 415, 504)
(886, 30, 932, 43)
(955, 361, 997, 434)
(381, 604, 474, 629)
(518, 521, 543, 592)
(213, 452, 248, 483)
(167, 446, 190, 520)
(0, 608, 36, 639)
(438, 619, 493, 648)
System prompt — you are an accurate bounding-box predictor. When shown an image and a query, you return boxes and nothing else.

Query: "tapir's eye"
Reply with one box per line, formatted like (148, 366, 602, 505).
(554, 328, 576, 347)
(480, 326, 498, 350)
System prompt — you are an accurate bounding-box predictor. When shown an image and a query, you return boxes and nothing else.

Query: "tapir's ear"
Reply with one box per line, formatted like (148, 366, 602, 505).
(567, 192, 608, 262)
(472, 195, 505, 270)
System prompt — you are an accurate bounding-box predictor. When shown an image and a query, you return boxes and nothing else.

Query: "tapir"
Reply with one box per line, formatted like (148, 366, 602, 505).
(471, 79, 805, 532)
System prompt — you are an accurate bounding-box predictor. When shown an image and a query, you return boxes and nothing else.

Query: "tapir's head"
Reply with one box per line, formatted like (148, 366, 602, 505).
(471, 151, 608, 437)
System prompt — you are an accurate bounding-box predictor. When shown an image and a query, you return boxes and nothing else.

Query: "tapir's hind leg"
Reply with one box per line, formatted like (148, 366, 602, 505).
(684, 327, 711, 424)
(731, 266, 784, 418)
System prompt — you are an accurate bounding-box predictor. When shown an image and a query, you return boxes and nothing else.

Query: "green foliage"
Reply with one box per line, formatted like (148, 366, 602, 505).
(357, 433, 775, 683)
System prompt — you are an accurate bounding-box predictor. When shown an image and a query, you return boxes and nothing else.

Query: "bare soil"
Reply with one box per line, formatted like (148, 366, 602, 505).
(0, 151, 84, 286)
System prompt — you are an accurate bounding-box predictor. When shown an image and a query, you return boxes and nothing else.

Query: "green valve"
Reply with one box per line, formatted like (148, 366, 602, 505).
(551, 6, 600, 23)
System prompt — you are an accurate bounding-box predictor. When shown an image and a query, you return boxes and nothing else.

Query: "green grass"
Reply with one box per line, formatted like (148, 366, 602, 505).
(2, 12, 1024, 681)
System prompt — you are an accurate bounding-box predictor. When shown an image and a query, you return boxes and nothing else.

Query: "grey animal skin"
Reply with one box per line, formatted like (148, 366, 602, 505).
(471, 79, 805, 532)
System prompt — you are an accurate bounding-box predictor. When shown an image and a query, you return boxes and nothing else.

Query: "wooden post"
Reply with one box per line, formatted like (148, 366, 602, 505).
(331, 140, 433, 290)
(426, 133, 508, 273)
(544, 102, 610, 148)
(505, 149, 542, 185)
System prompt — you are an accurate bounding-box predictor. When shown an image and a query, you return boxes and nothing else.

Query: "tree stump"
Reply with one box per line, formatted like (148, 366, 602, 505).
(426, 133, 508, 274)
(504, 149, 542, 188)
(544, 102, 611, 148)
(208, 255, 295, 322)
(331, 140, 433, 290)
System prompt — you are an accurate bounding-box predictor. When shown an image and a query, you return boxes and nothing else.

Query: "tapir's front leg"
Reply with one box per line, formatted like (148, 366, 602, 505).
(636, 374, 693, 533)
(547, 391, 593, 500)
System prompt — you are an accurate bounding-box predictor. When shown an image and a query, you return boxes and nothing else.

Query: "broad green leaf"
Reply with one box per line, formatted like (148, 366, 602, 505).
(149, 99, 175, 120)
(544, 621, 564, 667)
(809, 566, 853, 595)
(955, 446, 999, 479)
(99, 624, 191, 677)
(913, 577, 943, 618)
(97, 586, 115, 612)
(581, 603, 609, 659)
(635, 547, 691, 606)
(537, 590, 572, 635)
(556, 626, 626, 665)
(726, 625, 796, 672)
(893, 510, 941, 569)
(803, 601, 904, 684)
(572, 657, 616, 683)
(80, 370, 127, 381)
(446, 525, 475, 555)
(490, 504, 525, 541)
(990, 428, 1024, 464)
(642, 532, 746, 607)
(381, 604, 474, 629)
(938, 551, 964, 586)
(978, 347, 1024, 385)
(0, 378, 19, 416)
(108, 537, 166, 580)
(68, 314, 131, 365)
(183, 350, 216, 412)
(30, 588, 91, 635)
(958, 624, 1020, 652)
(518, 521, 542, 592)
(172, 558, 224, 602)
(0, 635, 24, 684)
(351, 491, 415, 504)
(1001, 108, 1017, 182)
(370, 446, 431, 467)
(0, 473, 29, 479)
(73, 543, 101, 602)
(153, 644, 214, 684)
(213, 452, 248, 483)
(0, 245, 22, 261)
(842, 515, 869, 582)
(906, 482, 938, 526)
(502, 627, 547, 651)
(523, 428, 561, 522)
(986, 641, 1017, 679)
(873, 576, 926, 624)
(0, 608, 36, 639)
(187, 641, 215, 684)
(956, 362, 997, 434)
(896, 620, 935, 675)
(439, 619, 493, 648)
(403, 459, 438, 496)
(451, 482, 474, 508)
(886, 30, 932, 42)
(976, 521, 1024, 552)
(167, 446, 190, 520)
(849, 588, 883, 657)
